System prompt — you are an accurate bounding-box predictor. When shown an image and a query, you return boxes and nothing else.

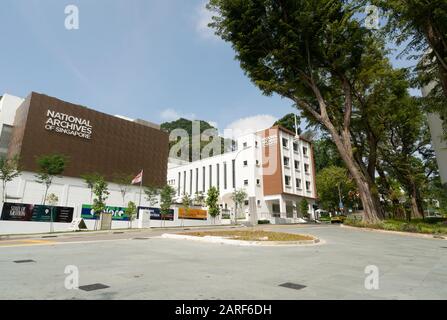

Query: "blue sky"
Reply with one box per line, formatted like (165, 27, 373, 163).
(0, 0, 418, 135)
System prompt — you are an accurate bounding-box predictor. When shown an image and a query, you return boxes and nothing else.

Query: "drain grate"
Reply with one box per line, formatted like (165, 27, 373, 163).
(113, 232, 124, 234)
(14, 259, 36, 263)
(42, 235, 57, 238)
(79, 283, 110, 292)
(279, 282, 306, 290)
(133, 237, 150, 240)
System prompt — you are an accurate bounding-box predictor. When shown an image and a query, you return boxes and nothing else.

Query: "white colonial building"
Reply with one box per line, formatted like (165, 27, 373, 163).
(167, 126, 317, 224)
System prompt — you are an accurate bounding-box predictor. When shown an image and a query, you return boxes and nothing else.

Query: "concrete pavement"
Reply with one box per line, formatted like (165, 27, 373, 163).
(0, 224, 446, 299)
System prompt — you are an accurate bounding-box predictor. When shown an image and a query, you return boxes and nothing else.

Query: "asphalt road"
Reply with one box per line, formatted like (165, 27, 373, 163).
(0, 224, 446, 299)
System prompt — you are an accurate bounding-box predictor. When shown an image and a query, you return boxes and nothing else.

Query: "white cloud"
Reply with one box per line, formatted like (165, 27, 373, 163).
(195, 1, 218, 40)
(160, 108, 196, 121)
(224, 115, 277, 139)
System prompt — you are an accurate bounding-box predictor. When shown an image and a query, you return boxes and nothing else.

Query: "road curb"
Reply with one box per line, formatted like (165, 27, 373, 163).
(160, 233, 322, 246)
(340, 224, 447, 240)
(0, 224, 245, 241)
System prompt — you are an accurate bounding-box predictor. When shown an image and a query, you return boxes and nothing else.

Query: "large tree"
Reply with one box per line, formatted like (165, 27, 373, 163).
(209, 0, 388, 222)
(372, 0, 447, 98)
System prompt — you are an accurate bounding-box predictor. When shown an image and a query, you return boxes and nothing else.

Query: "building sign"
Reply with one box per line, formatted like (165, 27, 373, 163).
(81, 204, 129, 221)
(137, 207, 174, 221)
(178, 207, 207, 220)
(45, 109, 92, 140)
(262, 135, 277, 147)
(0, 203, 74, 223)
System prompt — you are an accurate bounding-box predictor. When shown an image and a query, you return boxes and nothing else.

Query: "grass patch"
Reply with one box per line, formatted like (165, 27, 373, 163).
(179, 230, 315, 241)
(344, 217, 447, 235)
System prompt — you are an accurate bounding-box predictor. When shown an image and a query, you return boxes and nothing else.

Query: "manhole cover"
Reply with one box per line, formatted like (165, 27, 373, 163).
(279, 282, 306, 290)
(79, 283, 110, 291)
(14, 259, 36, 263)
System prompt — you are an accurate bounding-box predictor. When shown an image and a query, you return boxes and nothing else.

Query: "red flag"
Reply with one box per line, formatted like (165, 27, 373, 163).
(132, 170, 143, 185)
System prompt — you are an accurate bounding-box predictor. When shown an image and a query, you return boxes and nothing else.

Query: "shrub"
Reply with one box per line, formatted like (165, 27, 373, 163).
(257, 220, 270, 224)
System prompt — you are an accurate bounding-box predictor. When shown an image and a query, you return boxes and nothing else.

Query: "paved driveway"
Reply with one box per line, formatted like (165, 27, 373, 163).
(0, 225, 445, 299)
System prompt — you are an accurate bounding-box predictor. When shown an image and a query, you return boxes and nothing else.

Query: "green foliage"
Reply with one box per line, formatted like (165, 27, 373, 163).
(299, 199, 309, 217)
(257, 219, 271, 224)
(81, 172, 102, 203)
(161, 118, 234, 161)
(370, 0, 447, 136)
(92, 177, 109, 216)
(316, 166, 358, 212)
(36, 154, 68, 176)
(313, 138, 344, 173)
(160, 185, 176, 217)
(0, 156, 21, 202)
(81, 172, 102, 189)
(345, 217, 447, 235)
(127, 201, 137, 224)
(193, 191, 205, 206)
(35, 154, 68, 205)
(144, 185, 160, 207)
(181, 193, 192, 216)
(274, 113, 301, 134)
(231, 188, 247, 220)
(112, 173, 133, 206)
(208, 0, 389, 222)
(206, 186, 220, 219)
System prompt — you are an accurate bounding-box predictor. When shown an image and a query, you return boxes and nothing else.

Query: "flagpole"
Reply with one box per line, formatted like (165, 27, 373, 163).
(138, 169, 143, 208)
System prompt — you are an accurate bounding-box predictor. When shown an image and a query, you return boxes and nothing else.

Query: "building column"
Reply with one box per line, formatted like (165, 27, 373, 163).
(279, 196, 287, 218)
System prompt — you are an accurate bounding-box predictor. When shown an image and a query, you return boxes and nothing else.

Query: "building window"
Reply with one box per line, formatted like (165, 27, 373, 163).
(244, 200, 249, 206)
(217, 163, 220, 190)
(285, 175, 291, 187)
(243, 142, 248, 148)
(255, 141, 258, 148)
(244, 179, 249, 186)
(195, 168, 199, 193)
(293, 142, 298, 153)
(178, 172, 181, 196)
(282, 138, 289, 148)
(202, 166, 206, 191)
(256, 159, 260, 166)
(183, 171, 186, 195)
(283, 156, 290, 167)
(257, 200, 261, 207)
(243, 160, 248, 166)
(294, 160, 300, 170)
(304, 163, 310, 173)
(0, 124, 13, 158)
(306, 181, 311, 191)
(189, 169, 193, 195)
(256, 179, 261, 186)
(296, 178, 302, 189)
(232, 159, 236, 188)
(224, 162, 227, 189)
(303, 146, 308, 156)
(209, 165, 212, 187)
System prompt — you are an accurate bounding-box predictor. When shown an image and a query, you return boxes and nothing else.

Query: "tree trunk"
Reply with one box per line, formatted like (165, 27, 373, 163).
(329, 130, 384, 223)
(408, 179, 425, 219)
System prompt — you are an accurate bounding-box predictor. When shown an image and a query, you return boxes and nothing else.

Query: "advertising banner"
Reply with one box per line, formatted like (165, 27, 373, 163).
(0, 203, 34, 221)
(178, 207, 207, 220)
(137, 207, 174, 221)
(0, 203, 74, 223)
(81, 204, 129, 221)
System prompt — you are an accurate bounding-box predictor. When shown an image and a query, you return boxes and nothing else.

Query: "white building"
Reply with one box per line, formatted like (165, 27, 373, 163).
(167, 126, 317, 224)
(422, 83, 447, 185)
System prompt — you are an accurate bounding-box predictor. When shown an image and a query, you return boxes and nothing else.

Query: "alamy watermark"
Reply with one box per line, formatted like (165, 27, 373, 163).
(364, 265, 379, 290)
(65, 5, 79, 30)
(64, 265, 79, 290)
